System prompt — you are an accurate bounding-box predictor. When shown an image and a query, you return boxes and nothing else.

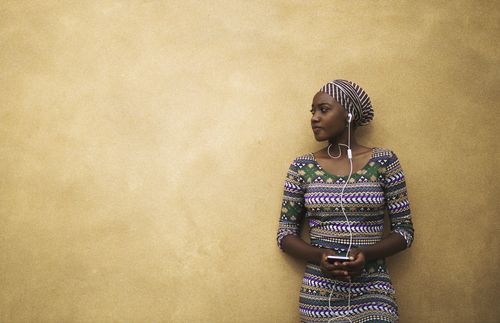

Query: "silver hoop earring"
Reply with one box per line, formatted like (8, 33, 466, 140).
(327, 144, 341, 159)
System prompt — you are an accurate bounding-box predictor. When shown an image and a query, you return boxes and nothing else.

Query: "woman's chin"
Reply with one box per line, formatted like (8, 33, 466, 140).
(313, 134, 328, 142)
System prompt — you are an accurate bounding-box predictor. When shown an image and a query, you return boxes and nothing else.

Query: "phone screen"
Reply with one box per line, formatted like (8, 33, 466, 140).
(326, 255, 350, 264)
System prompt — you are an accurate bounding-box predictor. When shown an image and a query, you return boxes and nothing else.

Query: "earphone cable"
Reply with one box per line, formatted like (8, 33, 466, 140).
(328, 114, 354, 323)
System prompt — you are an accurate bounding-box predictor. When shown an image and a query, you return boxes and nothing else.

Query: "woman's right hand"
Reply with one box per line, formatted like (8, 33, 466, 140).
(319, 249, 352, 281)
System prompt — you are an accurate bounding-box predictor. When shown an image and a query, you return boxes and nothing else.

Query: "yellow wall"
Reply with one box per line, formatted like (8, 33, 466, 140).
(1, 1, 499, 322)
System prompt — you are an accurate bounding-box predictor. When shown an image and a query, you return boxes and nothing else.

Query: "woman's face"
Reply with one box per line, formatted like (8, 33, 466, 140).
(310, 91, 347, 142)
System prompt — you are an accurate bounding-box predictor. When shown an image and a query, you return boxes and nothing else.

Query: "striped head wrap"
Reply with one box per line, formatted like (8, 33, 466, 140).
(319, 79, 374, 127)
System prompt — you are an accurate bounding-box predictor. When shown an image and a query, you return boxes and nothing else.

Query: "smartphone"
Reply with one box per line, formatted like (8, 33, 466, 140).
(326, 255, 351, 264)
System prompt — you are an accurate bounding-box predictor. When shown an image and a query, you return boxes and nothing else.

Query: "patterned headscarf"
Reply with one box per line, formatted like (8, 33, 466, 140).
(319, 79, 374, 127)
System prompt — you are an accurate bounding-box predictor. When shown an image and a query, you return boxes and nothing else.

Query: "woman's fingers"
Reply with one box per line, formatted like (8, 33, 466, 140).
(344, 261, 361, 271)
(322, 266, 350, 278)
(331, 269, 350, 276)
(322, 263, 360, 280)
(319, 250, 363, 280)
(349, 269, 362, 278)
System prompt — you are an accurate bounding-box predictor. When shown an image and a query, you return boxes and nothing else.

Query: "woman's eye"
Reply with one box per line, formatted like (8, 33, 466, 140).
(320, 108, 329, 113)
(309, 109, 314, 114)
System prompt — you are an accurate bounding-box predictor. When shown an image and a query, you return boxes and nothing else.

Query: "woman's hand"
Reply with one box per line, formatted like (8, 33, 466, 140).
(343, 248, 366, 279)
(319, 248, 366, 280)
(319, 249, 352, 281)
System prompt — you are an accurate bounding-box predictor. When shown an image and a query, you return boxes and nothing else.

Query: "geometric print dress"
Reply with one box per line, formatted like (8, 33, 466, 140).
(277, 147, 414, 323)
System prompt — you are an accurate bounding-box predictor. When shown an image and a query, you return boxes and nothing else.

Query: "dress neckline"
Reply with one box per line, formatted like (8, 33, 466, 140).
(310, 147, 376, 179)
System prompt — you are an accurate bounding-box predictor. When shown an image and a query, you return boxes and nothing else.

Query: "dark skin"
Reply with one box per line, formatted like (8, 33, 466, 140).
(281, 91, 408, 281)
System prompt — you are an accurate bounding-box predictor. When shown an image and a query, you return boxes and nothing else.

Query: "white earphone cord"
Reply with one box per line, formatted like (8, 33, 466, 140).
(328, 113, 353, 323)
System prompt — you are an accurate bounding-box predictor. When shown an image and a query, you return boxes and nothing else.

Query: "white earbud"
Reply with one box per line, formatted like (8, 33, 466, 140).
(347, 113, 353, 123)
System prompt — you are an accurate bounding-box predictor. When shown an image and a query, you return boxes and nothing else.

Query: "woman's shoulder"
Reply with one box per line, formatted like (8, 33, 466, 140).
(371, 147, 404, 172)
(291, 152, 315, 164)
(372, 147, 397, 159)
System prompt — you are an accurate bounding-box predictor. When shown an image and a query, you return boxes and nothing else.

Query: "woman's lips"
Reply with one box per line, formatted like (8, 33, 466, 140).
(312, 127, 322, 133)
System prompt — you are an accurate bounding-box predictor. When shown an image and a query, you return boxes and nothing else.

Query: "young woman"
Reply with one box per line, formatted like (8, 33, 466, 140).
(277, 79, 414, 323)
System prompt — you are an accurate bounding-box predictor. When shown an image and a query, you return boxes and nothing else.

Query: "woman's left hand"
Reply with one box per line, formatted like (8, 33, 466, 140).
(344, 248, 366, 279)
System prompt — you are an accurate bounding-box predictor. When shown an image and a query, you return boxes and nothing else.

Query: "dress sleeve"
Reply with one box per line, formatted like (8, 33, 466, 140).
(381, 151, 415, 248)
(276, 159, 306, 251)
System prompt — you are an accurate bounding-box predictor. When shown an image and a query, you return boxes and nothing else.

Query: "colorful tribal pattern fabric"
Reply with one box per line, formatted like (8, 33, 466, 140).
(277, 147, 414, 323)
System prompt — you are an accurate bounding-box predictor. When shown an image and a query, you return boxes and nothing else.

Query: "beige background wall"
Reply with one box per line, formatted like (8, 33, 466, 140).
(1, 1, 499, 322)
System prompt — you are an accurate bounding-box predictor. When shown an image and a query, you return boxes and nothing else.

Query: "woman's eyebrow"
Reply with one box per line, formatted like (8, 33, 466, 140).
(311, 102, 331, 107)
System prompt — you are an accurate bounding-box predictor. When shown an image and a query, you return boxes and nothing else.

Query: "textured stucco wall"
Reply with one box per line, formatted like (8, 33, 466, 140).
(1, 1, 499, 322)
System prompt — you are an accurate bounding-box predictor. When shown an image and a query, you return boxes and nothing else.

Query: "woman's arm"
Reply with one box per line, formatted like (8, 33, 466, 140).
(343, 225, 409, 278)
(277, 160, 325, 265)
(358, 232, 407, 262)
(281, 235, 324, 265)
(281, 235, 352, 279)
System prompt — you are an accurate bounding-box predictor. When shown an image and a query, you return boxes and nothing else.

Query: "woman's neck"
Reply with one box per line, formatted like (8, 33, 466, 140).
(327, 133, 360, 150)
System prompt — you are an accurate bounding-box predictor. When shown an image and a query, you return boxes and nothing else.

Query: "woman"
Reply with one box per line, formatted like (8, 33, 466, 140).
(277, 79, 414, 323)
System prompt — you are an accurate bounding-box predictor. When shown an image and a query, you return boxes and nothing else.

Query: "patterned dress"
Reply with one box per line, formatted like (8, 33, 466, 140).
(277, 147, 414, 323)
